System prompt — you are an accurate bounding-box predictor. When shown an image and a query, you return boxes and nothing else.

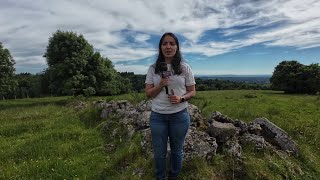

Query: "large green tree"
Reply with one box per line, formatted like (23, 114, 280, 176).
(16, 73, 42, 98)
(0, 42, 17, 99)
(300, 63, 320, 94)
(44, 30, 130, 96)
(270, 60, 320, 94)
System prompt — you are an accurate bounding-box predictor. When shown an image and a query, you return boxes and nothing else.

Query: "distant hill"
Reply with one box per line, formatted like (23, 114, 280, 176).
(196, 75, 271, 84)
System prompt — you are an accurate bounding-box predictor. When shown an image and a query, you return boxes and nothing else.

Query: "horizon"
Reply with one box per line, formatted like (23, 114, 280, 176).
(1, 0, 320, 76)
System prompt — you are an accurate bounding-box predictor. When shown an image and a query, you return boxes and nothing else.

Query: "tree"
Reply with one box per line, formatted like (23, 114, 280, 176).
(301, 63, 320, 94)
(271, 60, 320, 94)
(16, 73, 42, 98)
(44, 30, 131, 96)
(0, 42, 17, 99)
(44, 30, 93, 95)
(270, 61, 303, 93)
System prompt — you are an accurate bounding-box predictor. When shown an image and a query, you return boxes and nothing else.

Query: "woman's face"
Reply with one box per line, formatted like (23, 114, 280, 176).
(161, 35, 178, 60)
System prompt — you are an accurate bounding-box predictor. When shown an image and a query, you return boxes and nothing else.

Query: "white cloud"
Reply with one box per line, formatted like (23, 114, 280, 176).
(15, 56, 46, 65)
(1, 0, 320, 74)
(114, 64, 149, 74)
(134, 34, 151, 43)
(99, 46, 156, 62)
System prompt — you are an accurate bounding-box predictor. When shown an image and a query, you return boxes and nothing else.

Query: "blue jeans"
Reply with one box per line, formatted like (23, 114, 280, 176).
(150, 108, 190, 180)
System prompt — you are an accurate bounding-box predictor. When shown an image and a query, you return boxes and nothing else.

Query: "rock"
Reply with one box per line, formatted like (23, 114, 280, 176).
(98, 100, 300, 160)
(134, 111, 151, 130)
(187, 104, 208, 129)
(240, 133, 269, 150)
(136, 100, 152, 112)
(222, 137, 242, 157)
(66, 101, 87, 110)
(206, 121, 238, 143)
(140, 127, 218, 160)
(248, 123, 263, 135)
(111, 128, 119, 138)
(184, 127, 218, 160)
(140, 128, 153, 155)
(127, 125, 135, 138)
(100, 100, 136, 119)
(208, 111, 234, 123)
(253, 118, 299, 155)
(100, 100, 150, 130)
(233, 120, 248, 135)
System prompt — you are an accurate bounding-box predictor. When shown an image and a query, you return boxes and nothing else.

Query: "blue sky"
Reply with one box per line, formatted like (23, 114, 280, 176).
(1, 0, 320, 75)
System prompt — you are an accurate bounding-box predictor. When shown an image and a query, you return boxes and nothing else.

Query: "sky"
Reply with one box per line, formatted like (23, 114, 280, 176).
(1, 0, 320, 75)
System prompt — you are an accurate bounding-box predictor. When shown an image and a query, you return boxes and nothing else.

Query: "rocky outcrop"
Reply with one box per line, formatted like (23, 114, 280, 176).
(240, 133, 270, 150)
(208, 111, 234, 124)
(184, 127, 218, 160)
(253, 118, 300, 155)
(187, 104, 208, 130)
(233, 120, 248, 135)
(221, 137, 242, 157)
(206, 121, 238, 143)
(97, 100, 300, 160)
(140, 127, 218, 160)
(97, 100, 218, 159)
(67, 100, 87, 110)
(248, 123, 263, 135)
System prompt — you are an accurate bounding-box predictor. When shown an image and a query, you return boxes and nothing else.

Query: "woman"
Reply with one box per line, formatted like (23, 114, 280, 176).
(145, 32, 196, 180)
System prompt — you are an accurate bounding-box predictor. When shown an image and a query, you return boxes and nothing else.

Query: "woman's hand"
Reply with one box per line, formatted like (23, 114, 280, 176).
(168, 95, 181, 104)
(159, 77, 170, 87)
(145, 77, 171, 98)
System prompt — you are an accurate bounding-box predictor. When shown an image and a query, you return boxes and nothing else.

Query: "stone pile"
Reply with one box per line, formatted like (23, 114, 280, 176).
(96, 100, 300, 160)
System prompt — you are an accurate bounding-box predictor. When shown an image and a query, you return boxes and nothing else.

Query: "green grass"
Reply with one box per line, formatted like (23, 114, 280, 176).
(0, 97, 108, 179)
(0, 90, 319, 179)
(190, 90, 320, 179)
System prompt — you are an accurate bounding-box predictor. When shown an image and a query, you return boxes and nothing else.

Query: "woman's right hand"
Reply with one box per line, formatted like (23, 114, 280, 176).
(159, 77, 170, 87)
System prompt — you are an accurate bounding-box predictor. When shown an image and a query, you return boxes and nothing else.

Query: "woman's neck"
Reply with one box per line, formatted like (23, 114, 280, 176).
(165, 58, 172, 64)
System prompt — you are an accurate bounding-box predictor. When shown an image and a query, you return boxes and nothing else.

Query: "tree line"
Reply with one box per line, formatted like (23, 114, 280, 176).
(1, 30, 319, 99)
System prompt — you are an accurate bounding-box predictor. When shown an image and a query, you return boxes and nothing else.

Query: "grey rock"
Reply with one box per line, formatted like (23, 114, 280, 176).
(253, 118, 299, 155)
(222, 137, 242, 157)
(136, 100, 152, 112)
(140, 128, 153, 155)
(240, 133, 269, 150)
(127, 125, 135, 138)
(140, 127, 218, 160)
(206, 121, 238, 143)
(184, 127, 218, 160)
(134, 111, 151, 130)
(187, 103, 207, 129)
(66, 101, 87, 110)
(248, 123, 263, 135)
(233, 119, 248, 135)
(98, 100, 300, 160)
(208, 111, 234, 123)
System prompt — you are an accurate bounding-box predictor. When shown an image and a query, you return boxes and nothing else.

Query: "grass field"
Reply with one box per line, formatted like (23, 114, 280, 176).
(0, 90, 319, 179)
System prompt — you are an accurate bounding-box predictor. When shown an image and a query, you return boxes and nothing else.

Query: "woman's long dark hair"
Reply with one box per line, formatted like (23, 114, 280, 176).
(154, 32, 182, 75)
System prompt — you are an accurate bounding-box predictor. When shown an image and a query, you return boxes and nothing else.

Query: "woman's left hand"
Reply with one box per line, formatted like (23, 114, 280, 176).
(168, 95, 181, 104)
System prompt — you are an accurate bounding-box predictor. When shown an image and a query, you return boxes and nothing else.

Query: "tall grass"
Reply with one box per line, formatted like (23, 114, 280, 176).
(190, 90, 320, 178)
(0, 97, 107, 179)
(0, 90, 319, 179)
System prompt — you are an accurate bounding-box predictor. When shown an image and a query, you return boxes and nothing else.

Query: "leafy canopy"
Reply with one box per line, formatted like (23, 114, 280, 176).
(44, 30, 131, 96)
(270, 60, 320, 94)
(0, 42, 17, 99)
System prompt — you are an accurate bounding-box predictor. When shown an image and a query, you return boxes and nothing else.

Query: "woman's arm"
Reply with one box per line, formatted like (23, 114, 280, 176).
(145, 77, 169, 98)
(168, 85, 196, 104)
(183, 85, 196, 101)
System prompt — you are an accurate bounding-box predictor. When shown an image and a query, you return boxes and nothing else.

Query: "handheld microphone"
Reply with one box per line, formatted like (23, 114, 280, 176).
(160, 62, 169, 94)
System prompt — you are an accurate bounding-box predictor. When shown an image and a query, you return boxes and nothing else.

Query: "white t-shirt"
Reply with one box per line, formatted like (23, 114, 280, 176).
(145, 62, 196, 114)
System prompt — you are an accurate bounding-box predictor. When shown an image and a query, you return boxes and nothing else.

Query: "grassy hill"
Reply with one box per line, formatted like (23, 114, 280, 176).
(0, 90, 319, 179)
